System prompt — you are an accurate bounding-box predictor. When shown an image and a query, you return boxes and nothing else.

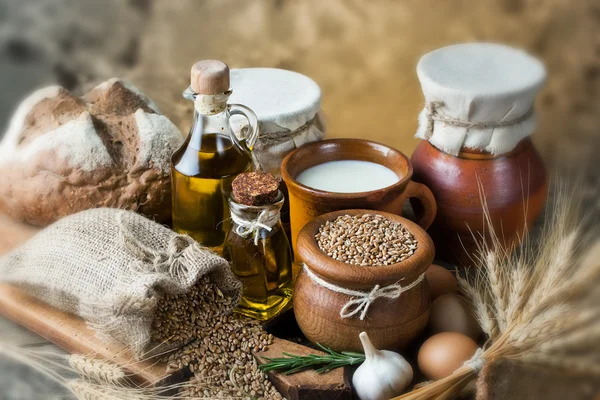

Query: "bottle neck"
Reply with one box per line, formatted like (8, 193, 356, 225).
(187, 92, 232, 150)
(229, 194, 284, 242)
(229, 194, 284, 221)
(193, 92, 230, 115)
(188, 110, 230, 142)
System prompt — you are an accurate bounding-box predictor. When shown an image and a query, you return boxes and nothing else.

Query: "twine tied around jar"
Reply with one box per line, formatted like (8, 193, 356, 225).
(303, 264, 425, 320)
(230, 208, 280, 245)
(423, 100, 534, 138)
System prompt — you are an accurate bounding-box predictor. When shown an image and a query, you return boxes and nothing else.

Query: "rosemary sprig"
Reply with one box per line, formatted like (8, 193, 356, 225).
(259, 343, 365, 375)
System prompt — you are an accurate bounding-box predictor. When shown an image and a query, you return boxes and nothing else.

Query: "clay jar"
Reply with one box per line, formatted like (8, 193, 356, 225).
(411, 139, 546, 266)
(281, 139, 437, 261)
(294, 209, 434, 352)
(411, 43, 548, 266)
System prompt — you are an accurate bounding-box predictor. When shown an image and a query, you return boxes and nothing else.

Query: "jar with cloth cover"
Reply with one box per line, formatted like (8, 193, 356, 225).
(229, 68, 325, 176)
(410, 43, 548, 266)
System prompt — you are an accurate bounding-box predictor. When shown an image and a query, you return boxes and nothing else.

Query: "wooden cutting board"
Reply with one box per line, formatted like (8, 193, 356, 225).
(0, 213, 352, 396)
(0, 282, 177, 386)
(256, 339, 353, 400)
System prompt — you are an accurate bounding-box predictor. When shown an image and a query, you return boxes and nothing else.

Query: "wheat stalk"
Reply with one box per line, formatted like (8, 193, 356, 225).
(0, 343, 207, 399)
(505, 261, 527, 323)
(67, 379, 155, 400)
(394, 183, 600, 400)
(69, 355, 128, 385)
(456, 274, 497, 338)
(524, 231, 578, 317)
(484, 251, 508, 331)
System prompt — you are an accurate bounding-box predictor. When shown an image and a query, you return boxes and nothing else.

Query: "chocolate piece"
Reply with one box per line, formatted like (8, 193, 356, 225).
(232, 172, 281, 206)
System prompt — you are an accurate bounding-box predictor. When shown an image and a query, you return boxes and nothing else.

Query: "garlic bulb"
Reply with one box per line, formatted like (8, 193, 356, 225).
(352, 332, 413, 400)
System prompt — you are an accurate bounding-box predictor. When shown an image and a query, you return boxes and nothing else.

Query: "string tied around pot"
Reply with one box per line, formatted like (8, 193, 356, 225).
(303, 264, 425, 320)
(230, 208, 280, 246)
(423, 100, 534, 139)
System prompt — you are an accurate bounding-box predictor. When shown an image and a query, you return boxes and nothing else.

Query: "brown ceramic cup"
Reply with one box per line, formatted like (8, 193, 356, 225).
(281, 139, 437, 261)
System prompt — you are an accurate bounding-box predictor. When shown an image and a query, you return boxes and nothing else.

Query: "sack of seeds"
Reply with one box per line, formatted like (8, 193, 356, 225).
(0, 208, 242, 358)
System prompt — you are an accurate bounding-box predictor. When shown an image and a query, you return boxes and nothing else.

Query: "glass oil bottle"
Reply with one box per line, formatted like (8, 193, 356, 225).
(223, 173, 293, 320)
(171, 60, 258, 253)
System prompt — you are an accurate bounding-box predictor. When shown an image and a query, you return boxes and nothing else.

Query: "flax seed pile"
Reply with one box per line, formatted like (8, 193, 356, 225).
(315, 214, 417, 266)
(151, 276, 283, 400)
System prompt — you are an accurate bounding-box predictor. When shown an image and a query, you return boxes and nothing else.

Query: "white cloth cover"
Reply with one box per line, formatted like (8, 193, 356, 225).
(415, 43, 546, 156)
(229, 68, 325, 175)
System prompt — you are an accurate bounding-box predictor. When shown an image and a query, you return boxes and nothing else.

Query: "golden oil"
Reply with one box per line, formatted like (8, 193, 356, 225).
(171, 131, 251, 252)
(172, 61, 259, 253)
(223, 196, 293, 320)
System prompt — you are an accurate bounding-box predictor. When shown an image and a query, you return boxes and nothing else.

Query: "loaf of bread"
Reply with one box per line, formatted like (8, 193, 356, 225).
(0, 79, 183, 226)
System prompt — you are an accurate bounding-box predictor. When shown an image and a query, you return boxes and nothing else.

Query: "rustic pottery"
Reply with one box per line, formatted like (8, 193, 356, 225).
(411, 140, 546, 266)
(281, 139, 437, 261)
(294, 209, 433, 352)
(411, 43, 547, 266)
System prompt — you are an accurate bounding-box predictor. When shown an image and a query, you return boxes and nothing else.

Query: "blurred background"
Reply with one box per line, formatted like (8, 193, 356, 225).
(0, 0, 598, 398)
(1, 0, 599, 179)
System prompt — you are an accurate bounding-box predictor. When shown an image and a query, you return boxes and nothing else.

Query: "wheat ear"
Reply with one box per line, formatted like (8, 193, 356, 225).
(484, 251, 509, 331)
(456, 273, 497, 338)
(67, 379, 151, 400)
(69, 355, 128, 385)
(396, 181, 599, 399)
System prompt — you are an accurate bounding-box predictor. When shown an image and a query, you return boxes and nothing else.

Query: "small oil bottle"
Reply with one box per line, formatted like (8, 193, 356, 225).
(223, 172, 293, 320)
(171, 60, 258, 252)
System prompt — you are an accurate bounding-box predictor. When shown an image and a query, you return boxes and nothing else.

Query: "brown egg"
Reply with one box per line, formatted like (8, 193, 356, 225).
(418, 332, 479, 380)
(428, 293, 481, 340)
(425, 264, 457, 299)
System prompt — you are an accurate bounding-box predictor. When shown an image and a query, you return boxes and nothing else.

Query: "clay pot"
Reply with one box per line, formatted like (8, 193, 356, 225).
(411, 138, 547, 266)
(281, 139, 437, 262)
(294, 209, 434, 352)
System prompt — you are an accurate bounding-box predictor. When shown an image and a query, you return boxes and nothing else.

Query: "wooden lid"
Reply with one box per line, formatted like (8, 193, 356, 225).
(190, 60, 230, 94)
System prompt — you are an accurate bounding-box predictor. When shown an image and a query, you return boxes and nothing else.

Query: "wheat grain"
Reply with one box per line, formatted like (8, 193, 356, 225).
(525, 231, 578, 317)
(484, 251, 508, 331)
(457, 274, 497, 337)
(69, 355, 127, 385)
(505, 263, 527, 323)
(67, 379, 155, 400)
(315, 214, 417, 266)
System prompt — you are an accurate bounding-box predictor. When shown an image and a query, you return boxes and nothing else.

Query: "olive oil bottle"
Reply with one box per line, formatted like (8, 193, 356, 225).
(171, 60, 258, 253)
(223, 173, 293, 320)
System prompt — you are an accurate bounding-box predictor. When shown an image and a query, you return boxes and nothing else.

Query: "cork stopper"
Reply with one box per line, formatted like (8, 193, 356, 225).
(232, 172, 281, 206)
(190, 60, 230, 94)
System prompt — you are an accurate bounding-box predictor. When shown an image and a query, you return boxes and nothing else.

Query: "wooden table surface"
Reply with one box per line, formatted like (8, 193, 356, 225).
(0, 215, 72, 399)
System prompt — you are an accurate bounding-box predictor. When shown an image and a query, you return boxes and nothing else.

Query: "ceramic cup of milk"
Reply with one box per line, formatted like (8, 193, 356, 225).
(281, 139, 437, 261)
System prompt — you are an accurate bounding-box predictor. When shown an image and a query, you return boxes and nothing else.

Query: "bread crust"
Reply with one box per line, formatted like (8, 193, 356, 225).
(0, 79, 183, 226)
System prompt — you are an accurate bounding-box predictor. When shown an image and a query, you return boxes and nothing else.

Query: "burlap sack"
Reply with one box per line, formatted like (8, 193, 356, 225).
(0, 208, 241, 358)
